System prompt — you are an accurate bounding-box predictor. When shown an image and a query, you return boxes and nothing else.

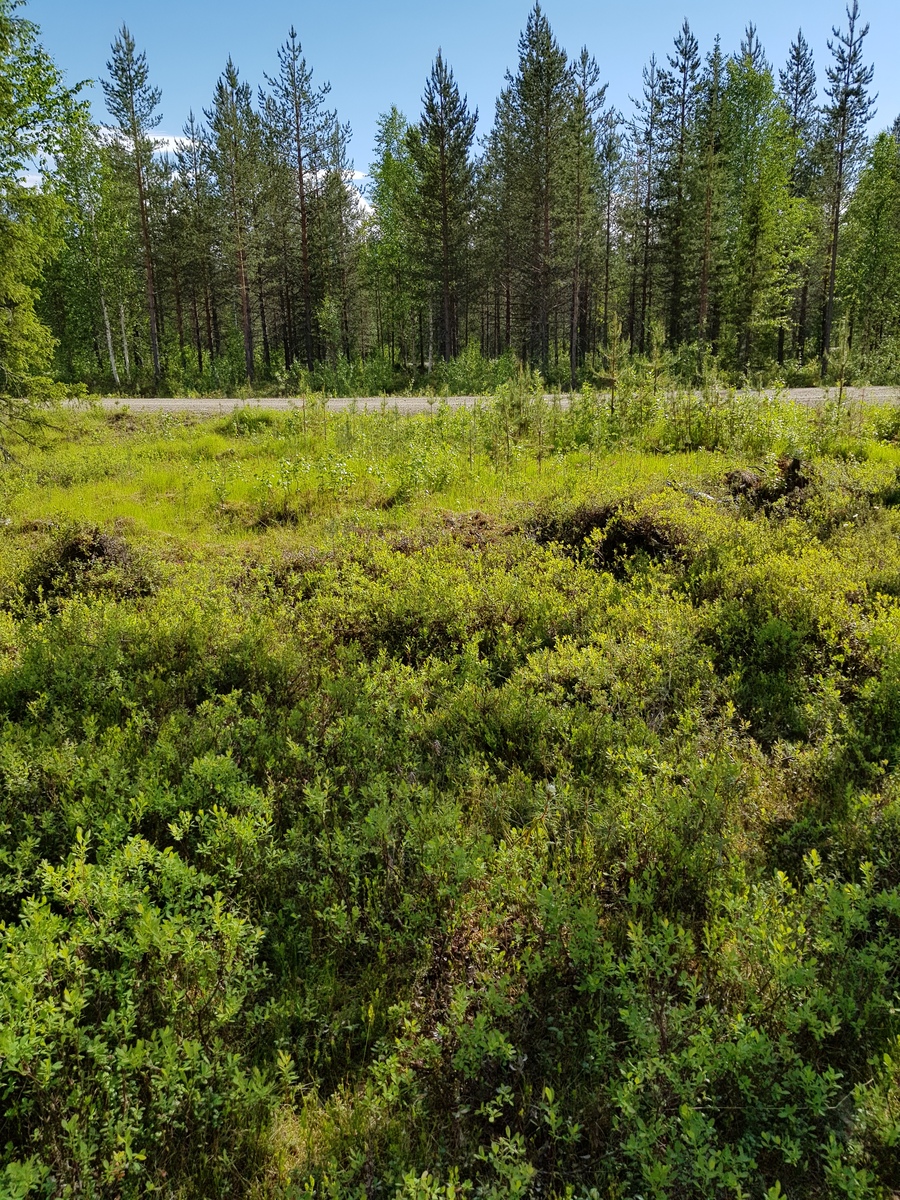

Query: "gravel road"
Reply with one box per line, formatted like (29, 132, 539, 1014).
(90, 386, 898, 417)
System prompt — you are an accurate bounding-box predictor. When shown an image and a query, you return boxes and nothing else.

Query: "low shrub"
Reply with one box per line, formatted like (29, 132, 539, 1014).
(0, 407, 899, 1196)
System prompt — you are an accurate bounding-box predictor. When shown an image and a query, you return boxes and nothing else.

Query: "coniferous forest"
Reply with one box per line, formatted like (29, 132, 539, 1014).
(12, 0, 899, 397)
(7, 1, 900, 1198)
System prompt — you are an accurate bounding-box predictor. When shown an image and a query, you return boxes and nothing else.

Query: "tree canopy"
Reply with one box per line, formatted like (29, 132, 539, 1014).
(0, 0, 85, 427)
(2, 0, 896, 398)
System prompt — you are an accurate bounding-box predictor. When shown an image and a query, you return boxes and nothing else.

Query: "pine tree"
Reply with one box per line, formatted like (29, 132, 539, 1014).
(779, 30, 818, 194)
(102, 26, 164, 384)
(264, 29, 332, 370)
(476, 92, 517, 359)
(658, 20, 701, 346)
(205, 59, 261, 382)
(491, 4, 572, 370)
(819, 0, 876, 374)
(696, 39, 726, 347)
(597, 108, 624, 348)
(565, 48, 606, 387)
(407, 51, 477, 362)
(254, 117, 298, 375)
(721, 26, 798, 368)
(174, 111, 217, 375)
(778, 31, 819, 362)
(628, 54, 661, 353)
(316, 115, 363, 366)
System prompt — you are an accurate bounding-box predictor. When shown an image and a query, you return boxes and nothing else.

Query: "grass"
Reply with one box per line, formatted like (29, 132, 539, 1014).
(1, 390, 900, 1197)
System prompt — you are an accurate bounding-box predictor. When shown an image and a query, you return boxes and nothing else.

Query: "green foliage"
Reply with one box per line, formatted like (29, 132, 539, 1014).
(1, 404, 900, 1194)
(0, 0, 86, 434)
(840, 132, 900, 377)
(14, 520, 157, 609)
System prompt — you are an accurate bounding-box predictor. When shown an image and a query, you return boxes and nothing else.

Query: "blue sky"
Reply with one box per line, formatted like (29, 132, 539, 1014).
(27, 0, 900, 175)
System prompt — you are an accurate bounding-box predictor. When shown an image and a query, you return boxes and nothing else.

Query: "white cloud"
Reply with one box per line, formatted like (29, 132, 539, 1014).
(153, 134, 183, 156)
(350, 183, 373, 215)
(97, 126, 183, 157)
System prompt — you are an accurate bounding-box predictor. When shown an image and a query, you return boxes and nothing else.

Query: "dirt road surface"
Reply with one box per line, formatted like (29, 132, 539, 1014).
(89, 386, 897, 417)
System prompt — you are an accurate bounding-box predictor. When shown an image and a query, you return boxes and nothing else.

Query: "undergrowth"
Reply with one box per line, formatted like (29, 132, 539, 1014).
(1, 390, 900, 1197)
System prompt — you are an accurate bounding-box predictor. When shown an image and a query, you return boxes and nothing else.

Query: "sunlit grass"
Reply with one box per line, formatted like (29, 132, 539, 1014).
(1, 405, 779, 548)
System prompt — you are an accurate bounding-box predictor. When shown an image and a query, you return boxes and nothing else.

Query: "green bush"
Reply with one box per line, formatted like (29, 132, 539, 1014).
(0, 406, 900, 1195)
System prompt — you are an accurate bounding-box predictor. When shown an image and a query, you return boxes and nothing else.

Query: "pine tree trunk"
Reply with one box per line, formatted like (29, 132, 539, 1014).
(173, 265, 186, 370)
(258, 265, 271, 373)
(134, 155, 161, 383)
(210, 291, 221, 357)
(698, 172, 713, 342)
(237, 243, 254, 381)
(192, 293, 203, 374)
(603, 185, 612, 345)
(628, 249, 639, 352)
(570, 143, 583, 393)
(439, 132, 453, 361)
(639, 167, 653, 356)
(542, 179, 552, 371)
(279, 286, 292, 370)
(798, 278, 809, 363)
(291, 95, 316, 371)
(669, 99, 688, 345)
(570, 255, 579, 393)
(821, 127, 847, 377)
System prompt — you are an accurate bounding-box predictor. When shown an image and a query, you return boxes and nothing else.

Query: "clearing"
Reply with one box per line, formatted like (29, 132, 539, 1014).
(1, 390, 899, 1197)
